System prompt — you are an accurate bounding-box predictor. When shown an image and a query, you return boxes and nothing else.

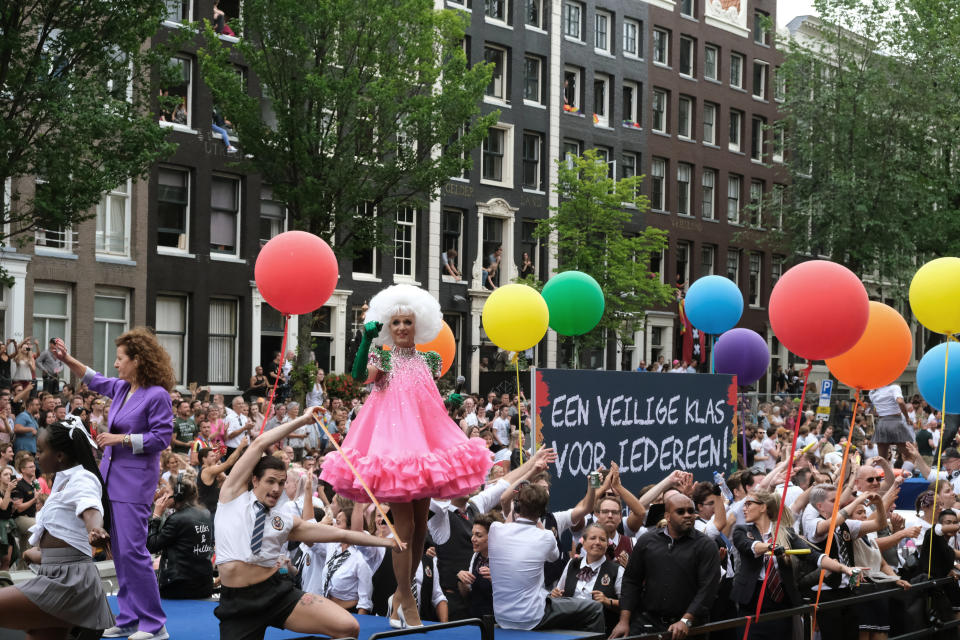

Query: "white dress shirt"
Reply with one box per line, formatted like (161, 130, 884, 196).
(301, 542, 373, 610)
(223, 408, 249, 448)
(488, 518, 559, 630)
(428, 479, 509, 545)
(555, 556, 623, 600)
(214, 490, 294, 567)
(869, 384, 903, 417)
(29, 465, 103, 556)
(416, 555, 447, 611)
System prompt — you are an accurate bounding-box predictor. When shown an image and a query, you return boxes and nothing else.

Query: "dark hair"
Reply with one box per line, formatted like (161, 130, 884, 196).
(940, 509, 957, 523)
(252, 454, 286, 479)
(198, 447, 217, 462)
(692, 482, 719, 506)
(515, 484, 549, 520)
(42, 423, 112, 531)
(473, 513, 500, 531)
(173, 476, 198, 509)
(529, 470, 551, 487)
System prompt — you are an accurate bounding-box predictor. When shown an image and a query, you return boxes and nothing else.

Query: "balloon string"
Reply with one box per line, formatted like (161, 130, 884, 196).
(811, 388, 861, 632)
(259, 315, 289, 436)
(516, 357, 524, 464)
(742, 362, 812, 640)
(928, 335, 953, 577)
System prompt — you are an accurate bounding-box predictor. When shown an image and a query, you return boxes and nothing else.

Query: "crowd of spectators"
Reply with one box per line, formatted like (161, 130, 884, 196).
(3, 352, 960, 639)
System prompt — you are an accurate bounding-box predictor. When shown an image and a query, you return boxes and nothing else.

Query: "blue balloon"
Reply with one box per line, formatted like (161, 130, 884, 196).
(714, 328, 770, 385)
(684, 276, 744, 335)
(917, 343, 960, 413)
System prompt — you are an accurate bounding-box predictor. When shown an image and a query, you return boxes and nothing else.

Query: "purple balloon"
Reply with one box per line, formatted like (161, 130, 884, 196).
(714, 328, 770, 385)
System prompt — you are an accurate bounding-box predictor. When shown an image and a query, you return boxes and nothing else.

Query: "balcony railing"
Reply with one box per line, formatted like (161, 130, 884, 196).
(35, 227, 78, 252)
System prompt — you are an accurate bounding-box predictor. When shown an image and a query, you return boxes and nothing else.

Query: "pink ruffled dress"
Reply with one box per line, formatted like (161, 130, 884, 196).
(320, 346, 492, 502)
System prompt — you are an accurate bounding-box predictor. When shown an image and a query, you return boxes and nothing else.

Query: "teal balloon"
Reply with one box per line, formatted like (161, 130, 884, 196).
(542, 271, 605, 336)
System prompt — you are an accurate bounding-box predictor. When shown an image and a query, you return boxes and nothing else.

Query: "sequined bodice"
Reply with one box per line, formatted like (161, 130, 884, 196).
(369, 347, 436, 392)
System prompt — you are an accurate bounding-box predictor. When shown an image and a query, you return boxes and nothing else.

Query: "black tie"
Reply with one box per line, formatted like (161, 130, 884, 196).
(250, 501, 268, 555)
(324, 548, 351, 596)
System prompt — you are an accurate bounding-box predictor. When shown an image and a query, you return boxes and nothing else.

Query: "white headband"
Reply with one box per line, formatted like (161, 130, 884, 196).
(62, 414, 97, 449)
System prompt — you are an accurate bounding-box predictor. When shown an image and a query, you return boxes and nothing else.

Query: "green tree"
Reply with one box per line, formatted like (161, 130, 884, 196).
(777, 0, 960, 294)
(198, 0, 496, 361)
(534, 149, 674, 368)
(0, 1, 175, 262)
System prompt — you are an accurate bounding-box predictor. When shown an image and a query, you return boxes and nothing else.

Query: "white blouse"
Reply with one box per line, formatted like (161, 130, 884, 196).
(29, 465, 103, 556)
(301, 541, 373, 611)
(214, 490, 295, 568)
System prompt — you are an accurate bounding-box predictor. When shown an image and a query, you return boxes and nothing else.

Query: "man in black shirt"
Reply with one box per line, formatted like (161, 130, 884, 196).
(611, 493, 720, 639)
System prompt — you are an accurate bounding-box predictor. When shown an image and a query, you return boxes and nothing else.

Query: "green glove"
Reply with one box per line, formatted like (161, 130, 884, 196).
(351, 321, 383, 381)
(447, 393, 465, 408)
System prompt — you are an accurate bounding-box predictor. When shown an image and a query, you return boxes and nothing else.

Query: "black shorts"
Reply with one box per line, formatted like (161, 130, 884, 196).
(214, 572, 303, 640)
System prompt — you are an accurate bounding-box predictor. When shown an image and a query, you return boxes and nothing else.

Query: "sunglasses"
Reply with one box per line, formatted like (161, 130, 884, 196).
(674, 508, 697, 515)
(863, 476, 881, 484)
(744, 499, 763, 506)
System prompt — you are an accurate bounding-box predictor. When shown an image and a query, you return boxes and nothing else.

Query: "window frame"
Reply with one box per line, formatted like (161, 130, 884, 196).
(525, 0, 545, 29)
(207, 297, 238, 388)
(702, 168, 716, 220)
(727, 174, 742, 224)
(730, 52, 744, 89)
(678, 95, 693, 139)
(353, 202, 380, 279)
(523, 55, 544, 104)
(484, 0, 508, 24)
(703, 102, 717, 145)
(156, 166, 191, 254)
(563, 66, 583, 113)
(622, 80, 640, 128)
(700, 244, 715, 277)
(623, 19, 641, 58)
(483, 44, 509, 103)
(156, 293, 188, 385)
(160, 56, 193, 131)
(679, 36, 695, 77)
(677, 163, 692, 216)
(593, 72, 611, 127)
(442, 208, 464, 282)
(32, 286, 71, 378)
(726, 248, 740, 285)
(729, 109, 743, 153)
(704, 44, 719, 81)
(209, 173, 242, 259)
(481, 123, 515, 187)
(522, 131, 544, 192)
(653, 28, 669, 66)
(394, 206, 417, 281)
(748, 252, 763, 307)
(751, 116, 765, 162)
(650, 157, 667, 212)
(652, 88, 667, 133)
(93, 289, 129, 376)
(595, 10, 612, 54)
(753, 60, 768, 100)
(95, 180, 131, 258)
(563, 1, 584, 41)
(259, 185, 287, 247)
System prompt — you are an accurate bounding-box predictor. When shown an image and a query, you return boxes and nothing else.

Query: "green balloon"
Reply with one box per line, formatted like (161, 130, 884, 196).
(542, 271, 605, 336)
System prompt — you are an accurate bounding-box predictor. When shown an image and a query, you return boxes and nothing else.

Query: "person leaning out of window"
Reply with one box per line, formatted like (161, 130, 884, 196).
(146, 472, 215, 599)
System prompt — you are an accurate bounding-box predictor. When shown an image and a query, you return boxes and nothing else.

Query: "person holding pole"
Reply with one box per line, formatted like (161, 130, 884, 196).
(320, 284, 492, 628)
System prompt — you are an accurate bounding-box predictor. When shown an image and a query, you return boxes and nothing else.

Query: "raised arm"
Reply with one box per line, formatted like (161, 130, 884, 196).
(201, 438, 247, 484)
(290, 517, 403, 549)
(50, 338, 87, 380)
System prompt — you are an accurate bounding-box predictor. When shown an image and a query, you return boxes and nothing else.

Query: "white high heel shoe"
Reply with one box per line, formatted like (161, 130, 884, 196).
(387, 595, 403, 629)
(397, 603, 424, 629)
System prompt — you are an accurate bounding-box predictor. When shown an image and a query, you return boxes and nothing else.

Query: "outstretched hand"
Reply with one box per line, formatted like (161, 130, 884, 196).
(363, 321, 383, 340)
(50, 338, 70, 362)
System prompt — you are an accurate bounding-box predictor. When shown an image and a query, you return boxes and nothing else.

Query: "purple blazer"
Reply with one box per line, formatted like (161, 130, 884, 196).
(83, 368, 173, 504)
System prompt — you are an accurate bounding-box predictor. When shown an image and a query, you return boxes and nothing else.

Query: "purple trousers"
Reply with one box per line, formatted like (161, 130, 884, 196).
(111, 501, 166, 633)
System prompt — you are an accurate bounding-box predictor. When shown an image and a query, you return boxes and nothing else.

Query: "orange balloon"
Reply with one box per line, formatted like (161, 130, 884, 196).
(382, 321, 456, 377)
(825, 302, 912, 390)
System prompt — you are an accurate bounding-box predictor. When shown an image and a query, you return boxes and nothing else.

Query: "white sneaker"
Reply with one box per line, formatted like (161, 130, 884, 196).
(128, 627, 169, 640)
(102, 625, 138, 638)
(226, 145, 239, 153)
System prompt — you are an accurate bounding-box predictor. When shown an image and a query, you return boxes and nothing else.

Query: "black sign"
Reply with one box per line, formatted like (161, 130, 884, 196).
(533, 368, 736, 498)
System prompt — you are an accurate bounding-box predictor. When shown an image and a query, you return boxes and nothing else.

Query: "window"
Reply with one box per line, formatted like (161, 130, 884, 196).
(704, 44, 719, 81)
(563, 139, 582, 167)
(483, 217, 503, 287)
(210, 175, 240, 256)
(563, 66, 582, 113)
(702, 169, 716, 219)
(394, 207, 416, 278)
(726, 248, 740, 284)
(161, 57, 191, 127)
(729, 109, 742, 152)
(754, 11, 770, 45)
(450, 125, 470, 180)
(33, 181, 74, 252)
(679, 36, 694, 77)
(482, 125, 513, 186)
(676, 242, 690, 285)
(678, 96, 692, 139)
(157, 167, 189, 250)
(593, 73, 611, 127)
(703, 102, 717, 145)
(485, 0, 507, 22)
(595, 146, 614, 179)
(753, 61, 768, 99)
(520, 219, 540, 279)
(208, 299, 237, 386)
(700, 245, 715, 277)
(771, 185, 784, 229)
(484, 45, 508, 101)
(164, 0, 191, 23)
(32, 289, 69, 362)
(156, 295, 187, 384)
(748, 253, 762, 306)
(749, 180, 763, 227)
(680, 0, 694, 17)
(93, 291, 128, 376)
(621, 152, 638, 179)
(677, 163, 692, 215)
(523, 55, 543, 103)
(771, 255, 784, 285)
(353, 202, 379, 276)
(622, 80, 639, 128)
(650, 249, 665, 284)
(563, 1, 583, 39)
(595, 11, 612, 53)
(623, 19, 641, 57)
(259, 186, 286, 246)
(751, 116, 765, 161)
(730, 52, 744, 88)
(652, 89, 667, 133)
(522, 132, 544, 191)
(442, 209, 463, 273)
(653, 28, 669, 65)
(727, 174, 742, 223)
(526, 0, 544, 28)
(774, 68, 786, 101)
(95, 181, 130, 257)
(651, 158, 666, 211)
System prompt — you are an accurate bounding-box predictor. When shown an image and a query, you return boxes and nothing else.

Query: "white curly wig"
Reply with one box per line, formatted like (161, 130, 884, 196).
(365, 284, 443, 347)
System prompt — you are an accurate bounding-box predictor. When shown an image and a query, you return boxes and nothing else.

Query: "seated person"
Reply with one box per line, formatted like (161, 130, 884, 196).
(489, 483, 605, 634)
(147, 473, 215, 599)
(552, 524, 623, 635)
(300, 507, 374, 613)
(457, 514, 497, 619)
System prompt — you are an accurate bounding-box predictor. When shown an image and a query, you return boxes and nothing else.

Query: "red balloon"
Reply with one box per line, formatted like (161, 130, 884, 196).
(768, 260, 869, 361)
(255, 231, 338, 315)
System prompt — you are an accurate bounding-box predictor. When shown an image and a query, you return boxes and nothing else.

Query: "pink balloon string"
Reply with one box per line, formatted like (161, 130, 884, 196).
(741, 362, 813, 640)
(259, 315, 290, 436)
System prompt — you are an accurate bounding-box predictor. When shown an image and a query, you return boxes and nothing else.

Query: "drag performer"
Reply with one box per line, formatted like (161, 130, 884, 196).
(214, 406, 400, 640)
(0, 419, 115, 638)
(320, 284, 493, 628)
(52, 331, 175, 640)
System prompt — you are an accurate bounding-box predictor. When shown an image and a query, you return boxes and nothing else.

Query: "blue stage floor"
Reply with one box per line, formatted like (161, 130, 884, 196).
(106, 597, 587, 640)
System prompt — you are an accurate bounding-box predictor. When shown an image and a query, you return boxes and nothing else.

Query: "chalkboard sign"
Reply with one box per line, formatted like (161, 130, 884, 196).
(533, 368, 737, 498)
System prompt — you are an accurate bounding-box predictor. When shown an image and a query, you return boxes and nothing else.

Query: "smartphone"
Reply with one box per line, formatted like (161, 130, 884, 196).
(589, 472, 602, 488)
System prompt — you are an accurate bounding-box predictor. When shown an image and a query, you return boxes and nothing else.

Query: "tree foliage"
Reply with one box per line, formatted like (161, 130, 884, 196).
(778, 0, 960, 291)
(0, 0, 175, 251)
(534, 150, 674, 360)
(198, 0, 496, 256)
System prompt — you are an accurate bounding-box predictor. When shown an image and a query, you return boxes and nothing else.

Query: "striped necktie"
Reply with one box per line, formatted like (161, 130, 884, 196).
(251, 501, 268, 555)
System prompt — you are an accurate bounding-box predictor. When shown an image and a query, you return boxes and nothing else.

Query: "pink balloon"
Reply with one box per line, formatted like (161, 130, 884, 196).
(255, 231, 338, 315)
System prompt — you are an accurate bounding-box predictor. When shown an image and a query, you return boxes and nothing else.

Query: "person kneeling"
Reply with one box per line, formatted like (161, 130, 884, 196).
(213, 407, 402, 640)
(552, 524, 623, 636)
(489, 484, 605, 634)
(146, 472, 215, 599)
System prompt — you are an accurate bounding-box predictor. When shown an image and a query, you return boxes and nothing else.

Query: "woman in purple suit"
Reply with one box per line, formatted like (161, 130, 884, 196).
(52, 329, 176, 640)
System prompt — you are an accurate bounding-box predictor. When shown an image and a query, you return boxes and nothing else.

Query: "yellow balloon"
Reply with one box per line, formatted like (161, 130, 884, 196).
(909, 257, 960, 335)
(482, 284, 550, 351)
